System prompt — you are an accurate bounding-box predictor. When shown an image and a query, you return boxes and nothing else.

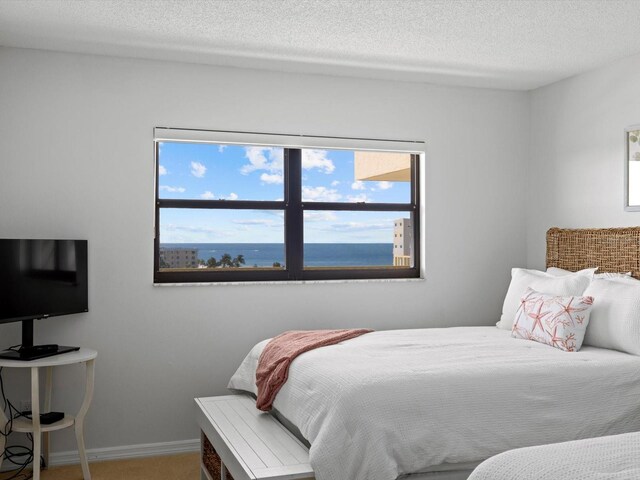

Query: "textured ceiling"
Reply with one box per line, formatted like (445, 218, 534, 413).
(1, 0, 640, 90)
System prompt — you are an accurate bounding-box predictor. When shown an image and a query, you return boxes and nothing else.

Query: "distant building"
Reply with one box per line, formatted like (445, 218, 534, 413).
(393, 218, 412, 267)
(160, 247, 198, 268)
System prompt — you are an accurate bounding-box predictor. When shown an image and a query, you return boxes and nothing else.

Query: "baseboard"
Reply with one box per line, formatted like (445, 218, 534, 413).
(1, 438, 200, 470)
(52, 438, 200, 466)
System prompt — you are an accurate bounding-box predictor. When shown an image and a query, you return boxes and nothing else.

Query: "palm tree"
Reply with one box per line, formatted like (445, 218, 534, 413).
(232, 254, 245, 268)
(219, 253, 233, 268)
(206, 257, 218, 268)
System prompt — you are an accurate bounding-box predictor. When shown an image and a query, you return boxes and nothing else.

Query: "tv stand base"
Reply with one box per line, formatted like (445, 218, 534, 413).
(0, 345, 80, 361)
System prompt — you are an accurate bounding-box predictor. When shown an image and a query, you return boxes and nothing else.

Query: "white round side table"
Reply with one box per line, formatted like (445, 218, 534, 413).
(0, 348, 97, 480)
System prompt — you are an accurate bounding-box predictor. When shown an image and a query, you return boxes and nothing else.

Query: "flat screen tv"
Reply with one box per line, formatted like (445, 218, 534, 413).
(0, 239, 88, 360)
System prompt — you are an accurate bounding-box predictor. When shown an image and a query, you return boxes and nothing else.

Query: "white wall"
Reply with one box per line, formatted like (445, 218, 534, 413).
(0, 47, 529, 453)
(528, 53, 640, 268)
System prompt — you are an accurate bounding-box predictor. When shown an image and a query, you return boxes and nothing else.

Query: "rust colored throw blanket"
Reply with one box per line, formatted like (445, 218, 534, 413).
(255, 329, 373, 411)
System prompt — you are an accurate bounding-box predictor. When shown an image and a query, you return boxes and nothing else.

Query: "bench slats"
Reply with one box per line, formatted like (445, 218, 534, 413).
(196, 395, 314, 480)
(252, 464, 317, 479)
(218, 400, 282, 467)
(197, 404, 256, 480)
(205, 400, 266, 469)
(233, 397, 309, 464)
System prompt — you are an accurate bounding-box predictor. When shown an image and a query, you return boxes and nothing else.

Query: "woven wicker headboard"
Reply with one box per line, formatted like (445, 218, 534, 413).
(546, 227, 640, 279)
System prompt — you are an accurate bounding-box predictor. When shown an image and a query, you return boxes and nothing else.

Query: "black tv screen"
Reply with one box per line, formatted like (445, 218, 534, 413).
(0, 239, 88, 324)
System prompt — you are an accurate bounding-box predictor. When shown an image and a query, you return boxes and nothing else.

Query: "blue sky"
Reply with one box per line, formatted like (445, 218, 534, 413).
(158, 142, 411, 243)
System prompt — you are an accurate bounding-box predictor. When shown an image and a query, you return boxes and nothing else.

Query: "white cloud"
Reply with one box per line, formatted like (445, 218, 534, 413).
(240, 148, 334, 177)
(260, 173, 284, 184)
(190, 161, 207, 178)
(305, 217, 395, 239)
(347, 193, 370, 202)
(163, 224, 218, 234)
(241, 147, 284, 175)
(331, 180, 340, 187)
(218, 145, 227, 153)
(158, 165, 167, 176)
(302, 150, 335, 174)
(160, 223, 232, 241)
(376, 181, 393, 190)
(351, 181, 366, 190)
(232, 218, 283, 227)
(304, 211, 338, 222)
(302, 186, 342, 202)
(159, 185, 186, 193)
(200, 191, 239, 200)
(327, 221, 392, 232)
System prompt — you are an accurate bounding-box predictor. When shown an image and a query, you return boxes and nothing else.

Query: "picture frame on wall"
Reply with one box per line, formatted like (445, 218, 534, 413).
(625, 125, 640, 211)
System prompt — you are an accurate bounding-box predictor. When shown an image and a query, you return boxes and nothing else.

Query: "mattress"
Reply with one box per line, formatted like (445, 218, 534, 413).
(468, 431, 640, 480)
(228, 326, 640, 480)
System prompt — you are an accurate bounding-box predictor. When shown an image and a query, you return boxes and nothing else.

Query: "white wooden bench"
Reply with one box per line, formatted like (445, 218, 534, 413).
(195, 395, 314, 480)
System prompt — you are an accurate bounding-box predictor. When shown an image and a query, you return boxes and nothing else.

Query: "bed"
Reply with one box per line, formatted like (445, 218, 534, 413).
(467, 431, 640, 480)
(223, 227, 640, 480)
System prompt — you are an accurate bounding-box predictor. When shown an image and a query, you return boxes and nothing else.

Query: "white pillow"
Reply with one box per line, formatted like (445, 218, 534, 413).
(546, 267, 631, 279)
(595, 272, 634, 279)
(583, 278, 640, 355)
(497, 268, 594, 330)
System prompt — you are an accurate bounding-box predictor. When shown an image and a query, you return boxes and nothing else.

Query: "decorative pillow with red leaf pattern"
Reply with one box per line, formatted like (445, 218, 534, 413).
(512, 288, 594, 352)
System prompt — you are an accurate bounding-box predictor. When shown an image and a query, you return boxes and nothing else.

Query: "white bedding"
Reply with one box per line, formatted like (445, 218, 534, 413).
(228, 327, 640, 480)
(468, 432, 640, 480)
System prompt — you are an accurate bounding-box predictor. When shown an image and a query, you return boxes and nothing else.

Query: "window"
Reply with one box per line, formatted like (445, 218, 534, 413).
(154, 128, 423, 283)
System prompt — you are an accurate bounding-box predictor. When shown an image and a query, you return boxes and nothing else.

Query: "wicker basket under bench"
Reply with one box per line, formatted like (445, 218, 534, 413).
(196, 395, 314, 480)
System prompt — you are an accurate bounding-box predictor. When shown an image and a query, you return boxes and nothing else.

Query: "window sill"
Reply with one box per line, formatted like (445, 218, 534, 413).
(153, 277, 425, 287)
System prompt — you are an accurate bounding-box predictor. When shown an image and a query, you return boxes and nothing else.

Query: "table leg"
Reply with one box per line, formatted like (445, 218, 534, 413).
(75, 358, 94, 480)
(31, 366, 41, 480)
(43, 366, 52, 469)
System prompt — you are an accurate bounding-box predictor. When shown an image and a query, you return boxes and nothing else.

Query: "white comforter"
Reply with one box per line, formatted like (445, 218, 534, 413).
(468, 432, 640, 480)
(228, 327, 640, 480)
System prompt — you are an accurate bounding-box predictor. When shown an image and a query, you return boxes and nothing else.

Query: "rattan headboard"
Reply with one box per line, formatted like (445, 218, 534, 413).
(546, 227, 640, 279)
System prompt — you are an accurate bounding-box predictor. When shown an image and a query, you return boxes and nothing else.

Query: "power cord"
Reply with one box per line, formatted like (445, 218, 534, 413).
(0, 367, 44, 480)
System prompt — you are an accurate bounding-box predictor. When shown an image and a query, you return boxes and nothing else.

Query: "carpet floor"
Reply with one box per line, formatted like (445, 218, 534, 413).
(0, 452, 200, 480)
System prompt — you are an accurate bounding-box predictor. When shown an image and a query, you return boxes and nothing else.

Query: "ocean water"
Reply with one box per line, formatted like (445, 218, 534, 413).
(161, 243, 394, 267)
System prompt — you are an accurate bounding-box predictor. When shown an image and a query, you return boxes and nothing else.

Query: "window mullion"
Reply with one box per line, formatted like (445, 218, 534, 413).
(157, 199, 285, 210)
(301, 202, 414, 212)
(285, 149, 303, 279)
(154, 141, 161, 277)
(412, 154, 420, 273)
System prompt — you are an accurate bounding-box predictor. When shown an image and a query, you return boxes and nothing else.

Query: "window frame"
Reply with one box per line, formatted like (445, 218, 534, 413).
(153, 129, 423, 284)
